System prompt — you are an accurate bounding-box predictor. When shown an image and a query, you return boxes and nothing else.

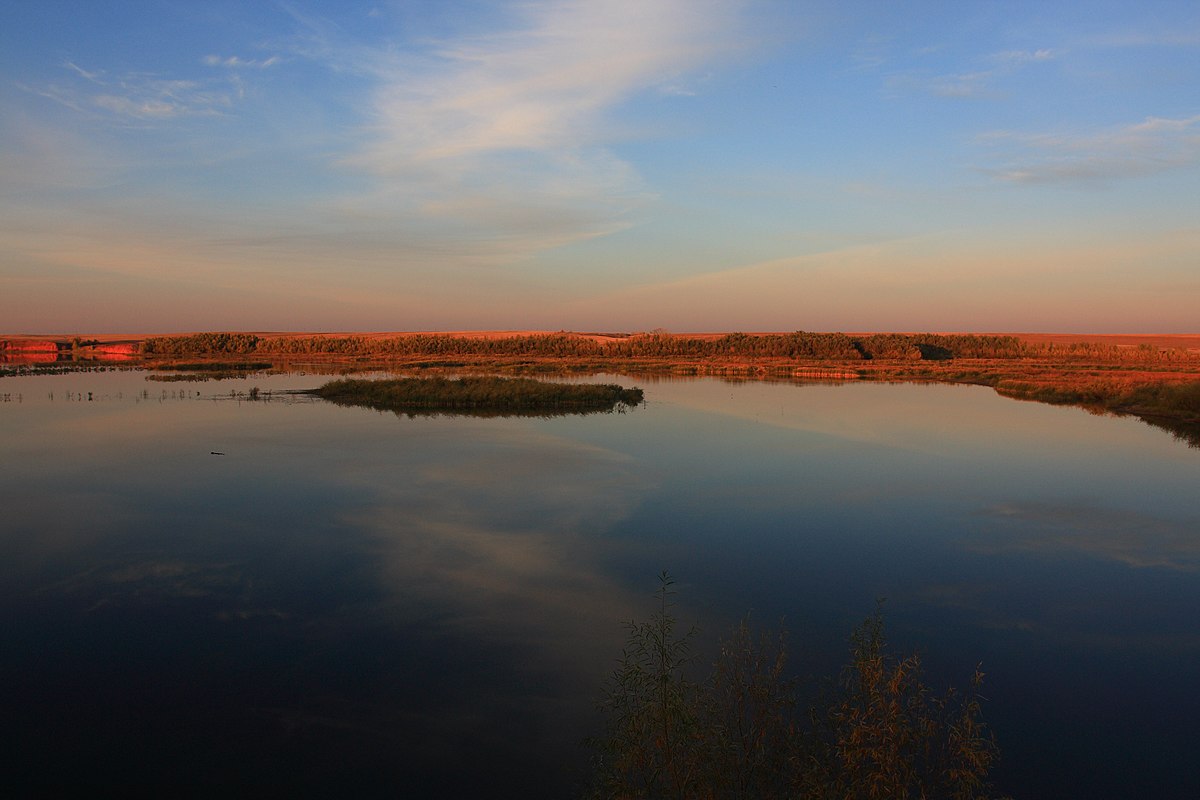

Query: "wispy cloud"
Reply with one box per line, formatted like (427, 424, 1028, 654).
(355, 0, 742, 166)
(202, 54, 281, 69)
(323, 0, 748, 257)
(849, 33, 893, 72)
(0, 113, 125, 191)
(926, 70, 994, 99)
(1081, 29, 1200, 48)
(63, 60, 102, 81)
(989, 48, 1056, 66)
(31, 61, 243, 120)
(92, 90, 203, 119)
(2, 0, 757, 325)
(889, 47, 1057, 99)
(979, 114, 1200, 185)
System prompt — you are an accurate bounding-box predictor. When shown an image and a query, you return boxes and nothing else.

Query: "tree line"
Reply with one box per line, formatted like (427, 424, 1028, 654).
(138, 330, 1198, 363)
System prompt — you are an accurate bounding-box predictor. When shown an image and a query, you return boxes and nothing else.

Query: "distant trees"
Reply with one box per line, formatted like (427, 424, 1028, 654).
(135, 330, 1198, 366)
(68, 337, 100, 351)
(141, 333, 261, 355)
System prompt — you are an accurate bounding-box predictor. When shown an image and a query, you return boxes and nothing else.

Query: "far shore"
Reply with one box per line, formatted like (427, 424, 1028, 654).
(3, 329, 1199, 438)
(4, 330, 1200, 351)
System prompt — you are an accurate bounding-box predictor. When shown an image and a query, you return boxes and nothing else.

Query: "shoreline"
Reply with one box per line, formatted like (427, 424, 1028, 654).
(3, 330, 1198, 438)
(3, 330, 1200, 351)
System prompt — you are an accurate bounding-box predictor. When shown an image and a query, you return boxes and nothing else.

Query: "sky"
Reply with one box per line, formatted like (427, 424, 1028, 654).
(2, 0, 1198, 334)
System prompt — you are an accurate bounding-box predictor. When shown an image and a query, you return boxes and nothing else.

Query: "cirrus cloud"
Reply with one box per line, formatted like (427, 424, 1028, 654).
(329, 0, 750, 257)
(978, 114, 1200, 185)
(29, 61, 239, 120)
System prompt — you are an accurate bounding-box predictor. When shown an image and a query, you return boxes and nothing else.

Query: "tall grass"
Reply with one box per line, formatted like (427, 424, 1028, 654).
(587, 574, 1002, 799)
(996, 378, 1200, 443)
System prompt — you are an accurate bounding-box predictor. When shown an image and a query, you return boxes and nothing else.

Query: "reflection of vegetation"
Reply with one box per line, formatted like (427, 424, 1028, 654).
(145, 362, 274, 382)
(311, 376, 643, 416)
(0, 364, 116, 378)
(1140, 418, 1200, 449)
(996, 378, 1200, 446)
(157, 361, 273, 372)
(587, 574, 1002, 799)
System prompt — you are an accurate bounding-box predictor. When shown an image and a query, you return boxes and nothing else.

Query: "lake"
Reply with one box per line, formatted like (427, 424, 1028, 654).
(2, 368, 1199, 797)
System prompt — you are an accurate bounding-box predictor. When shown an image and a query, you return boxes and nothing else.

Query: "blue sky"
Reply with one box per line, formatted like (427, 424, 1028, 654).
(2, 1, 1197, 333)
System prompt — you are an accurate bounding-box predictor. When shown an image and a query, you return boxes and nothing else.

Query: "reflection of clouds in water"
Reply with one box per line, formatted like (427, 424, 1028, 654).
(1054, 629, 1200, 653)
(260, 425, 665, 774)
(0, 375, 703, 781)
(342, 429, 655, 677)
(913, 504, 1200, 651)
(39, 557, 259, 613)
(414, 438, 641, 531)
(971, 503, 1200, 571)
(912, 582, 1039, 634)
(2, 491, 146, 558)
(911, 576, 1200, 654)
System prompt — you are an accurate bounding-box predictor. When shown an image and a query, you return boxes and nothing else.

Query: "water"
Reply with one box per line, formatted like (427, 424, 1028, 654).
(2, 369, 1198, 797)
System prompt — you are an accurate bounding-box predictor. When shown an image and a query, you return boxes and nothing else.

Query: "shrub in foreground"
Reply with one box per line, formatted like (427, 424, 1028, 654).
(587, 574, 1001, 799)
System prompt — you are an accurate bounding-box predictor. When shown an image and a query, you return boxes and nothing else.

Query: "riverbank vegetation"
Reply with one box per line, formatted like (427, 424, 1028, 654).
(10, 330, 1200, 438)
(310, 376, 643, 416)
(995, 376, 1200, 421)
(587, 574, 1002, 799)
(133, 330, 1200, 438)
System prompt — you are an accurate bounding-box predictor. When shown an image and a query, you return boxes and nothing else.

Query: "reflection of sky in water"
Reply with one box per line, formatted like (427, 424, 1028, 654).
(2, 371, 1199, 797)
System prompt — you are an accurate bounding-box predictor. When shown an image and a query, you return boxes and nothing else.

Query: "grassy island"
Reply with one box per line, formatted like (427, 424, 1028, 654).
(310, 376, 643, 416)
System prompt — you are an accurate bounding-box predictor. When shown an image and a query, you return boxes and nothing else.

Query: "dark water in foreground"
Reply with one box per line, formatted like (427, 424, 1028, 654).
(2, 369, 1199, 797)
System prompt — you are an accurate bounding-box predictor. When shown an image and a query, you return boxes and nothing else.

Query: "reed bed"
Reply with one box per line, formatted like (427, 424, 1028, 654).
(311, 376, 643, 415)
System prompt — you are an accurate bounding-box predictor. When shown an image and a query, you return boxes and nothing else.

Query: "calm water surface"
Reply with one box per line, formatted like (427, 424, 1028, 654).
(2, 369, 1199, 797)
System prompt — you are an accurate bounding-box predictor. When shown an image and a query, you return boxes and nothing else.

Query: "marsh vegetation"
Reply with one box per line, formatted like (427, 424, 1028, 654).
(129, 330, 1200, 436)
(9, 329, 1200, 442)
(136, 330, 1200, 365)
(310, 376, 643, 417)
